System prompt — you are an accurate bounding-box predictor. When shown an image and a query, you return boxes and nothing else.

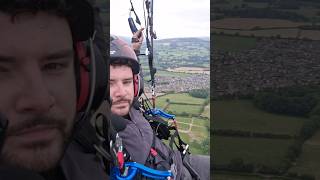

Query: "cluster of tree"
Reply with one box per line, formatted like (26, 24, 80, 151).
(253, 86, 319, 117)
(276, 0, 300, 9)
(214, 129, 293, 139)
(189, 89, 210, 99)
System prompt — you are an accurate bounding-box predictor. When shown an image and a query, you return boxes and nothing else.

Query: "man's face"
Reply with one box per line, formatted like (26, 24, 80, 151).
(0, 12, 77, 171)
(110, 65, 135, 116)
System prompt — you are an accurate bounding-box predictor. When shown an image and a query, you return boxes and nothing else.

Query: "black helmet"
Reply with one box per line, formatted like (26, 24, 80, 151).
(110, 35, 140, 74)
(67, 0, 95, 41)
(0, 0, 94, 42)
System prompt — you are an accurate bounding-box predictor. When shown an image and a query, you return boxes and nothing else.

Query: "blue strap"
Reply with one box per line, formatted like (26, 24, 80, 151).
(112, 162, 173, 180)
(146, 108, 175, 119)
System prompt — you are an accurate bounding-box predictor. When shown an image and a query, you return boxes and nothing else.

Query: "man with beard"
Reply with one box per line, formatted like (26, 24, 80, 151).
(0, 0, 109, 179)
(110, 34, 210, 179)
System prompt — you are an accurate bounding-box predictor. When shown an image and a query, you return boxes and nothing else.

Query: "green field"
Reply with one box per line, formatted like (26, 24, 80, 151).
(157, 93, 206, 105)
(142, 70, 191, 81)
(213, 136, 294, 168)
(167, 130, 209, 155)
(175, 116, 192, 124)
(214, 100, 305, 136)
(177, 122, 190, 131)
(202, 104, 210, 118)
(190, 126, 209, 141)
(193, 117, 210, 127)
(167, 104, 202, 115)
(154, 98, 169, 110)
(288, 131, 320, 179)
(212, 34, 257, 51)
(157, 70, 192, 77)
(153, 92, 210, 155)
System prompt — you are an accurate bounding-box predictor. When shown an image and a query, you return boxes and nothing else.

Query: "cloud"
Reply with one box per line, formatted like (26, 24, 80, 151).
(110, 0, 210, 38)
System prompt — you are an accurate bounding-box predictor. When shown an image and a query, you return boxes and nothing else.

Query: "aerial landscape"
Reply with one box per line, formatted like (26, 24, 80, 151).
(212, 0, 320, 179)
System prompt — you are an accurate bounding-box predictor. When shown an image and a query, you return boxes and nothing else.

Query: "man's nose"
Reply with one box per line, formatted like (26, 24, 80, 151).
(15, 69, 55, 114)
(114, 83, 126, 97)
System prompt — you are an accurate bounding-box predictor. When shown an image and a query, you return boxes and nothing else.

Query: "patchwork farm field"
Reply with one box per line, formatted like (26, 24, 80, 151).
(288, 131, 320, 180)
(155, 92, 210, 155)
(213, 136, 294, 169)
(157, 93, 206, 105)
(214, 100, 305, 135)
(212, 99, 319, 179)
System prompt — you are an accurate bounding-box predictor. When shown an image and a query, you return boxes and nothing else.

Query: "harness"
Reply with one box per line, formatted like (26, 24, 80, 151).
(141, 96, 201, 180)
(82, 0, 200, 178)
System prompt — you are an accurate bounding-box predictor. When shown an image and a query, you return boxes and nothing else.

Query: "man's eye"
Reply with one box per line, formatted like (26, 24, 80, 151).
(43, 63, 67, 72)
(0, 66, 9, 72)
(124, 80, 132, 85)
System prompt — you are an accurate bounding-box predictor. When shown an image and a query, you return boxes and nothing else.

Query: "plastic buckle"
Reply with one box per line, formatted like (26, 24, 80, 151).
(182, 144, 189, 155)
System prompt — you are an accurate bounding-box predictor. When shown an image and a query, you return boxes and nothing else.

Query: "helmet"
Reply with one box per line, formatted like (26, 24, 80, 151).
(66, 0, 95, 42)
(110, 35, 140, 74)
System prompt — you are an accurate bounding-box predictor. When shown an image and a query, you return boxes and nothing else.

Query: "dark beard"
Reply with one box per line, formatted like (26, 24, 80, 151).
(0, 114, 74, 172)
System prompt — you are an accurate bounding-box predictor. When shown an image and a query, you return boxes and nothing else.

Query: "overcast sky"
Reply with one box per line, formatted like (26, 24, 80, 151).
(110, 0, 210, 39)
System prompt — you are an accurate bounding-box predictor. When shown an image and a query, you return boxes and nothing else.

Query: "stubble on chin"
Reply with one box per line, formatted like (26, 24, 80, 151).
(0, 116, 74, 172)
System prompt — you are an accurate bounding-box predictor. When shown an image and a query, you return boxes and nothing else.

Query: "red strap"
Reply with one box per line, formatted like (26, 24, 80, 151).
(76, 42, 90, 111)
(150, 148, 158, 156)
(117, 152, 124, 170)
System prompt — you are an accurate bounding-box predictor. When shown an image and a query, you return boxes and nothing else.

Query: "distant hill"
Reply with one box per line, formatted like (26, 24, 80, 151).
(153, 37, 210, 69)
(117, 36, 210, 69)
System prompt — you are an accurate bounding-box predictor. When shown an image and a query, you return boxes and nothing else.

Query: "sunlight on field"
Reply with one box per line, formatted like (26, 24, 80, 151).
(157, 93, 206, 105)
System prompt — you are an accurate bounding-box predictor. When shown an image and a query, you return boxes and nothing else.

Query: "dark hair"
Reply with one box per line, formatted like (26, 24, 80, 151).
(0, 0, 68, 22)
(110, 58, 136, 72)
(0, 0, 94, 42)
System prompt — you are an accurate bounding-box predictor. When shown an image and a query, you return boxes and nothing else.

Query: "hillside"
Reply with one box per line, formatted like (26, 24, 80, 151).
(119, 37, 210, 70)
